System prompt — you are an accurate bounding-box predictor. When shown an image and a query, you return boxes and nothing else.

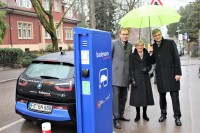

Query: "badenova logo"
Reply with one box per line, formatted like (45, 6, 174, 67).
(96, 51, 109, 58)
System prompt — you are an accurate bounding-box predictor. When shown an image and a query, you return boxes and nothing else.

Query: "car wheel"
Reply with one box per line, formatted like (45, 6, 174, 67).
(21, 115, 32, 121)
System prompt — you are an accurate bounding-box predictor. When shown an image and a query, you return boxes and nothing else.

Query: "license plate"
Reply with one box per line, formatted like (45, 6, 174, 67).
(28, 102, 52, 113)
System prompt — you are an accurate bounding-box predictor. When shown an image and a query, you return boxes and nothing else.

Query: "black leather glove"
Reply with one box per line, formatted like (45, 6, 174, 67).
(132, 78, 137, 88)
(149, 73, 154, 78)
(141, 67, 148, 74)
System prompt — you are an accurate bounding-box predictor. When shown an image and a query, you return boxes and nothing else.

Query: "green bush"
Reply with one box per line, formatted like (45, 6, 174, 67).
(19, 56, 32, 67)
(45, 44, 53, 52)
(0, 48, 38, 67)
(0, 48, 23, 66)
(191, 44, 199, 57)
(68, 45, 73, 51)
(19, 52, 38, 67)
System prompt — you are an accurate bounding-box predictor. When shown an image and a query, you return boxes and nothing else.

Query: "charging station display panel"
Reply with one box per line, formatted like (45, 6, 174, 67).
(74, 27, 112, 133)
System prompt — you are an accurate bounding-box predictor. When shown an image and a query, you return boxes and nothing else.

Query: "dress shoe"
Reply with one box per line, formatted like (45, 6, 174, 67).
(175, 119, 182, 126)
(120, 116, 130, 121)
(114, 120, 121, 129)
(158, 115, 167, 122)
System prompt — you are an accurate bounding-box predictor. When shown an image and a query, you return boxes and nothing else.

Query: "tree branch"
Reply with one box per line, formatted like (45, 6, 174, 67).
(56, 0, 76, 29)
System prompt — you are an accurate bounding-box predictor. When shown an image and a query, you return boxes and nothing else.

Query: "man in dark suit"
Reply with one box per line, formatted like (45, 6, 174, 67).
(151, 29, 182, 126)
(112, 28, 132, 129)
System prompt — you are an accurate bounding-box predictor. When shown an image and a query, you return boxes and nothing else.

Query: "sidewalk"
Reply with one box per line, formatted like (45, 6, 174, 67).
(115, 55, 200, 133)
(0, 68, 25, 83)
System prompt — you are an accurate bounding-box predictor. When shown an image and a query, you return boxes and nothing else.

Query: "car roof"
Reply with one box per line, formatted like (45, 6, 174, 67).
(33, 51, 74, 65)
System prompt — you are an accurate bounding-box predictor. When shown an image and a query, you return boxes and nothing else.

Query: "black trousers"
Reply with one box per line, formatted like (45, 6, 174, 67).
(159, 91, 181, 119)
(112, 85, 128, 119)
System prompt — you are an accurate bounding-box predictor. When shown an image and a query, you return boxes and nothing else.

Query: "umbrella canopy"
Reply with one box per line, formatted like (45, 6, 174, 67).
(119, 5, 181, 28)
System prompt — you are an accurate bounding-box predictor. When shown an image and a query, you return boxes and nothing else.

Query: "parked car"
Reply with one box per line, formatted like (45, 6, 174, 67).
(15, 51, 76, 122)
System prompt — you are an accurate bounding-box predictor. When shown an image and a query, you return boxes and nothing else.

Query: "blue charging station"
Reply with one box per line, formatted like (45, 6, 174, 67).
(74, 27, 112, 133)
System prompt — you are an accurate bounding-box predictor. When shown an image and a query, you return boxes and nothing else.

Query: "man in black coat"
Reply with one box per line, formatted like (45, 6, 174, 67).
(151, 29, 182, 126)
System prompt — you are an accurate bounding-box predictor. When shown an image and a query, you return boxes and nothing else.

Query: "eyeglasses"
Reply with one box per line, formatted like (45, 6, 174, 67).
(153, 34, 161, 37)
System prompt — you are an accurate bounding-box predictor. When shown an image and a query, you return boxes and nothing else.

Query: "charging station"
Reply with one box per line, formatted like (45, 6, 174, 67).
(74, 27, 112, 133)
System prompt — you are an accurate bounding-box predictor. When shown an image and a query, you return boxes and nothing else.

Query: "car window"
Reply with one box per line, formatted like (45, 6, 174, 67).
(24, 63, 73, 79)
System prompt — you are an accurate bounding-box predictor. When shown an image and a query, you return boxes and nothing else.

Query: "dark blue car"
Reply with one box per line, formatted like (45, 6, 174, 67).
(15, 51, 76, 122)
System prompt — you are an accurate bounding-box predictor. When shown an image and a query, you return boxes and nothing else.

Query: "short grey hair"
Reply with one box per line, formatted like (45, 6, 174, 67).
(135, 39, 145, 46)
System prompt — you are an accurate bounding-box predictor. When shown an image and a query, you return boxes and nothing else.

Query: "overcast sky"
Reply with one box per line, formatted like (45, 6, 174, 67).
(161, 0, 195, 10)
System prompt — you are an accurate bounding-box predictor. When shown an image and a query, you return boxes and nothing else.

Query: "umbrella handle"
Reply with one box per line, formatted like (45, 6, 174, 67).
(149, 17, 152, 45)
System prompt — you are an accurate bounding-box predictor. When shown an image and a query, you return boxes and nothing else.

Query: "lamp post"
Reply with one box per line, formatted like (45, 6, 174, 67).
(188, 37, 190, 56)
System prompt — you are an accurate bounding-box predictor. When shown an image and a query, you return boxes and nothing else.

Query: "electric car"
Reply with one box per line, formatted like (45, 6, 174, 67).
(15, 51, 76, 122)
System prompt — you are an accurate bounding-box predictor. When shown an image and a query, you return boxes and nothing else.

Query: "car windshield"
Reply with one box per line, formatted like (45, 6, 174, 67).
(24, 62, 73, 79)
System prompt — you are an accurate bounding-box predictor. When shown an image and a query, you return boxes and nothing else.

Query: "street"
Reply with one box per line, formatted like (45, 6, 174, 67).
(0, 55, 200, 133)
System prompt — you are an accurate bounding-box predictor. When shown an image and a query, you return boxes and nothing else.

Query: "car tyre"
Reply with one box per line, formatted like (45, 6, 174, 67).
(21, 115, 32, 121)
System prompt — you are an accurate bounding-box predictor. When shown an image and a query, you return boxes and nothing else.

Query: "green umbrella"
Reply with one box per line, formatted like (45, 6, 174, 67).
(119, 5, 181, 28)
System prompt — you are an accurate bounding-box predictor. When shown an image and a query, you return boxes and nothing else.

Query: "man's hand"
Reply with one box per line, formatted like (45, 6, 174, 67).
(175, 75, 181, 81)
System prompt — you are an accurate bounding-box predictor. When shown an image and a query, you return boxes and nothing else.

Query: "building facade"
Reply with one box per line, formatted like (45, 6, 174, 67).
(0, 0, 80, 51)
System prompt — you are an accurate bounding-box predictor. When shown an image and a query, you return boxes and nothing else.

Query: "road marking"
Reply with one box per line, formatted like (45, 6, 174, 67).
(0, 119, 24, 132)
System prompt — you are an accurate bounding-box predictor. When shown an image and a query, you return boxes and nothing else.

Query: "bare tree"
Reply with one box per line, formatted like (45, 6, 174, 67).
(30, 0, 76, 52)
(110, 0, 140, 38)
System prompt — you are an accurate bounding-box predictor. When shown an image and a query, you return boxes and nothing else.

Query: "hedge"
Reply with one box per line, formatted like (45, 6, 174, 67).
(0, 48, 23, 65)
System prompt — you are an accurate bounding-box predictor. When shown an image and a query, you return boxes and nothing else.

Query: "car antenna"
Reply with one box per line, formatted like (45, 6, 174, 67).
(61, 51, 65, 55)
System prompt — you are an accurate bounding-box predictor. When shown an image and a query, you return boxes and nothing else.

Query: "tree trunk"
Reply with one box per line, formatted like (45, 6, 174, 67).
(51, 35, 58, 52)
(89, 0, 96, 29)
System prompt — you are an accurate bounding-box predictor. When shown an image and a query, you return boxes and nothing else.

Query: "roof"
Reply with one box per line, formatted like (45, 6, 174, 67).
(34, 51, 74, 65)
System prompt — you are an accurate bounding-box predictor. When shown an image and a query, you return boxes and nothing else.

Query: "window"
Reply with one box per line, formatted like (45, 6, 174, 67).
(45, 31, 51, 38)
(55, 23, 60, 38)
(65, 27, 73, 40)
(54, 0, 60, 12)
(23, 23, 27, 39)
(16, 0, 32, 8)
(25, 63, 74, 79)
(26, 0, 32, 8)
(64, 6, 73, 18)
(43, 0, 50, 10)
(18, 22, 33, 39)
(18, 23, 22, 39)
(27, 24, 32, 39)
(45, 23, 60, 39)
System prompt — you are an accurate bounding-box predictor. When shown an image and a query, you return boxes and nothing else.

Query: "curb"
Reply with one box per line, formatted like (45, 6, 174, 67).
(0, 78, 17, 83)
